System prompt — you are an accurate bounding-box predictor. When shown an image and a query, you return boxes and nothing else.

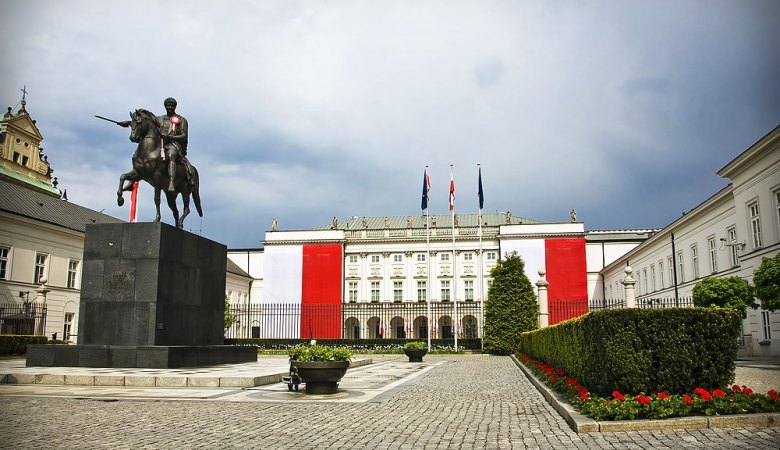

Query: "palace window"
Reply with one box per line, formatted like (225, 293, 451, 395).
(416, 253, 426, 262)
(63, 313, 75, 341)
(667, 256, 674, 286)
(440, 253, 450, 262)
(650, 265, 656, 292)
(676, 251, 684, 284)
(393, 254, 403, 263)
(691, 244, 699, 279)
(67, 259, 80, 289)
(749, 201, 762, 249)
(658, 260, 665, 289)
(463, 253, 473, 261)
(34, 253, 48, 284)
(707, 237, 718, 274)
(727, 227, 740, 267)
(761, 311, 772, 341)
(393, 281, 403, 302)
(371, 254, 380, 263)
(370, 281, 381, 302)
(0, 246, 9, 280)
(440, 280, 451, 302)
(417, 281, 427, 302)
(348, 255, 358, 263)
(464, 280, 474, 301)
(348, 281, 358, 303)
(486, 252, 497, 261)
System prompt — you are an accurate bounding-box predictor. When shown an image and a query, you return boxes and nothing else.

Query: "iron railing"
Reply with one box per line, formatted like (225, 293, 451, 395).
(226, 301, 484, 340)
(0, 302, 47, 336)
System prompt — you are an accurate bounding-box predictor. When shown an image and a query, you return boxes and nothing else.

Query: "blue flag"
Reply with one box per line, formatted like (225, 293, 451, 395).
(421, 168, 431, 211)
(478, 167, 484, 210)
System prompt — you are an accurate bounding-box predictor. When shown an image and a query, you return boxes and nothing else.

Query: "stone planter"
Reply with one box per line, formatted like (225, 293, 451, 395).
(290, 360, 350, 394)
(403, 348, 428, 362)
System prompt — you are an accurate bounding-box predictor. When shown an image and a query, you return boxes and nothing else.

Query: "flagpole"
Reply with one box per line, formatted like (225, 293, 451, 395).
(478, 164, 484, 352)
(450, 164, 458, 352)
(423, 166, 432, 351)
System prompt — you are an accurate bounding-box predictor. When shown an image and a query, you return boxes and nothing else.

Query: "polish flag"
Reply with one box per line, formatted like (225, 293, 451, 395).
(448, 172, 455, 212)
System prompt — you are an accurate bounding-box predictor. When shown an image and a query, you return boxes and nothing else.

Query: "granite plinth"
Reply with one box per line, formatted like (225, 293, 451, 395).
(78, 222, 226, 347)
(26, 345, 257, 368)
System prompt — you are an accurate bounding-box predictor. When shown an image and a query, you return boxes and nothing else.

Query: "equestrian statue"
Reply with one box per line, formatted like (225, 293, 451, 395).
(97, 97, 202, 229)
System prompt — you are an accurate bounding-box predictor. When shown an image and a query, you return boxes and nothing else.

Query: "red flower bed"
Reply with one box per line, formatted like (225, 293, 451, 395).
(517, 352, 780, 421)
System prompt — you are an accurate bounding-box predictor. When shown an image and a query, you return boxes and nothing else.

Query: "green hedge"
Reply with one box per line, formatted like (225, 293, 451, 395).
(225, 338, 482, 351)
(0, 335, 48, 356)
(518, 308, 741, 396)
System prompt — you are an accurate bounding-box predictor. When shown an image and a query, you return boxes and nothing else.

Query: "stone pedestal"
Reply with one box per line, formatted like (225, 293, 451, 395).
(26, 222, 256, 368)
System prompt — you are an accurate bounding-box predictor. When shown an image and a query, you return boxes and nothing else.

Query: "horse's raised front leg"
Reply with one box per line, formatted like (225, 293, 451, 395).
(153, 187, 162, 222)
(117, 170, 138, 206)
(165, 191, 181, 228)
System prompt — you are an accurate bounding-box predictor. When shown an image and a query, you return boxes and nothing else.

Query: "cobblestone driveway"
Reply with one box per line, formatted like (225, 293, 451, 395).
(1, 355, 778, 449)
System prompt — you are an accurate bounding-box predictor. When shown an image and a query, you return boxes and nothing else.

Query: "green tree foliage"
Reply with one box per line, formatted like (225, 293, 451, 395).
(483, 252, 539, 355)
(692, 276, 757, 318)
(224, 296, 237, 330)
(753, 252, 780, 312)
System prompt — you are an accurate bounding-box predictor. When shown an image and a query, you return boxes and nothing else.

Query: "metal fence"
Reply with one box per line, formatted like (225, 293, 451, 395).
(549, 297, 695, 324)
(0, 302, 47, 336)
(226, 301, 484, 340)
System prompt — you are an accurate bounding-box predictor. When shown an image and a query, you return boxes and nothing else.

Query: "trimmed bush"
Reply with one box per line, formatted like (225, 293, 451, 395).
(518, 308, 741, 396)
(0, 335, 48, 356)
(483, 252, 539, 355)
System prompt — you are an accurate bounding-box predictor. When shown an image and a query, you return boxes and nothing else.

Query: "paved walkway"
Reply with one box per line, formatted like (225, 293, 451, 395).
(0, 355, 778, 449)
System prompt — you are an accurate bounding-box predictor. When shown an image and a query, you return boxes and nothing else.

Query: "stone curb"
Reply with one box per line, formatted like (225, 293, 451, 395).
(1, 358, 372, 388)
(510, 354, 780, 433)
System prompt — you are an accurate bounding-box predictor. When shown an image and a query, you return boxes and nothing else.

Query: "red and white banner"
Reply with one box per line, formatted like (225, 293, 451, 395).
(500, 238, 587, 324)
(129, 181, 139, 222)
(262, 243, 343, 338)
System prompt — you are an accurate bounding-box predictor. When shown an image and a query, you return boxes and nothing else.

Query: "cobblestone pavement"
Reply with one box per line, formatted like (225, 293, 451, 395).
(1, 355, 778, 449)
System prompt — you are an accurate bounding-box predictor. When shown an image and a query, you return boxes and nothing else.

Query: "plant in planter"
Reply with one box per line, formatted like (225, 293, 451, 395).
(403, 341, 428, 362)
(288, 344, 352, 394)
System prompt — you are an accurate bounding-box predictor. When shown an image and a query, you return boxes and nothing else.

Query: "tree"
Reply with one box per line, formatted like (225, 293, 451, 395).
(692, 276, 756, 318)
(483, 252, 539, 355)
(753, 252, 780, 312)
(224, 296, 237, 331)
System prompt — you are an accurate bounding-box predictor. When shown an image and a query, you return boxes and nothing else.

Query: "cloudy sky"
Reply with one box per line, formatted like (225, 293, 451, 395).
(3, 1, 779, 248)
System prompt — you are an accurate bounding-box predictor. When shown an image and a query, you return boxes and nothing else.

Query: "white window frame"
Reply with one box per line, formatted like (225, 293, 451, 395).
(691, 244, 699, 279)
(650, 265, 656, 292)
(348, 255, 358, 263)
(371, 254, 380, 263)
(0, 246, 9, 280)
(348, 281, 358, 303)
(34, 252, 48, 284)
(676, 251, 684, 284)
(393, 254, 402, 263)
(441, 253, 450, 262)
(416, 253, 426, 262)
(486, 252, 497, 261)
(667, 256, 674, 286)
(393, 281, 403, 302)
(464, 280, 474, 301)
(463, 253, 473, 261)
(67, 259, 80, 289)
(63, 312, 75, 341)
(727, 227, 740, 267)
(748, 200, 763, 249)
(658, 260, 665, 289)
(370, 281, 381, 302)
(707, 237, 717, 274)
(440, 280, 451, 302)
(417, 281, 427, 302)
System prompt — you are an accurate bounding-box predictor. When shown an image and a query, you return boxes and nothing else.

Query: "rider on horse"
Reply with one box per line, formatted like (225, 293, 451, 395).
(119, 97, 193, 191)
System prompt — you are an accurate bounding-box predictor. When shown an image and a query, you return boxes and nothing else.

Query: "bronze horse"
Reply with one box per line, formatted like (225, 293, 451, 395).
(117, 109, 202, 228)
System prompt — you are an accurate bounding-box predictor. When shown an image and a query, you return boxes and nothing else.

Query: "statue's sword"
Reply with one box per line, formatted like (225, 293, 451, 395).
(94, 115, 122, 124)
